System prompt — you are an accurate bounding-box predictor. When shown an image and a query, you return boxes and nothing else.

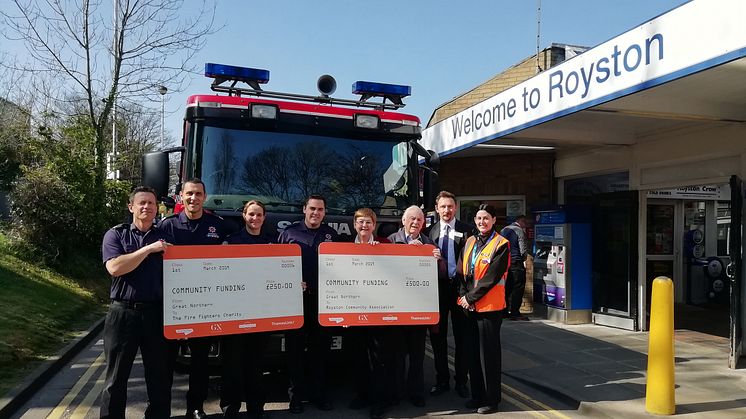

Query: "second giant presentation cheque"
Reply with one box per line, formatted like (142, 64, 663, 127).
(162, 244, 304, 339)
(318, 242, 440, 326)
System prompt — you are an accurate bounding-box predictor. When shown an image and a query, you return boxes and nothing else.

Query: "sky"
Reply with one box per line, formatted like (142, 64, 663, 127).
(3, 0, 690, 141)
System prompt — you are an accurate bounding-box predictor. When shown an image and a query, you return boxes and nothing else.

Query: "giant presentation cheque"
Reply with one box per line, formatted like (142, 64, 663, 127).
(163, 244, 303, 339)
(318, 242, 439, 327)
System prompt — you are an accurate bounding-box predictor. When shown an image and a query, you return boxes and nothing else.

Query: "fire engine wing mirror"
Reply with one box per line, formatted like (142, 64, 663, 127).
(142, 151, 170, 199)
(409, 141, 440, 210)
(160, 195, 176, 208)
(143, 146, 185, 201)
(409, 140, 440, 170)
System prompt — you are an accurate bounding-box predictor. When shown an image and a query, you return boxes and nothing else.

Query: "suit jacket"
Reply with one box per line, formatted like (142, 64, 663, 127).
(426, 219, 474, 281)
(387, 228, 436, 246)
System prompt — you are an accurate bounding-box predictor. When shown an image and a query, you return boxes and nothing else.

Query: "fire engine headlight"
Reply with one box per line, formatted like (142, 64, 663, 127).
(250, 104, 278, 119)
(355, 114, 380, 129)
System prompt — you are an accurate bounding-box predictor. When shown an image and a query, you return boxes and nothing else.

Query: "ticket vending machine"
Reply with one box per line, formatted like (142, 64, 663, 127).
(533, 207, 592, 324)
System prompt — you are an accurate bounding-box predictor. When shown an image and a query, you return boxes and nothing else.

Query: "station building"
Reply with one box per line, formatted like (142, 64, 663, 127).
(422, 0, 746, 367)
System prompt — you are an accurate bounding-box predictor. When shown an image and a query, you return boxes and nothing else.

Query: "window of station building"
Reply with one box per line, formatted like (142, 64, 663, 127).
(647, 204, 674, 256)
(681, 200, 731, 258)
(683, 201, 706, 259)
(684, 201, 706, 230)
(564, 172, 629, 204)
(717, 201, 731, 257)
(456, 196, 525, 231)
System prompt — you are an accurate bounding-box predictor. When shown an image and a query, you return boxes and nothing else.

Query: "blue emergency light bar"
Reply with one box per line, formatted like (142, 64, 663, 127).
(204, 62, 409, 109)
(352, 81, 411, 98)
(205, 63, 270, 85)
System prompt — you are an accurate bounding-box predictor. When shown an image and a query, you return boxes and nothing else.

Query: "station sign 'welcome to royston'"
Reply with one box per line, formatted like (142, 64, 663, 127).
(421, 0, 746, 156)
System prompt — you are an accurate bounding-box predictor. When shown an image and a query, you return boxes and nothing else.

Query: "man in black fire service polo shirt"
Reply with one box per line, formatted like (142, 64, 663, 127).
(159, 178, 234, 419)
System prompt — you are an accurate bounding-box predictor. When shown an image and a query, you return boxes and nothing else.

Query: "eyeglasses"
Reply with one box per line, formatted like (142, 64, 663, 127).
(355, 220, 373, 225)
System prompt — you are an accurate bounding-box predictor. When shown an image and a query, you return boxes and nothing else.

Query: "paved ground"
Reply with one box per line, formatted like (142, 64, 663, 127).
(501, 318, 746, 418)
(7, 315, 746, 418)
(8, 322, 578, 418)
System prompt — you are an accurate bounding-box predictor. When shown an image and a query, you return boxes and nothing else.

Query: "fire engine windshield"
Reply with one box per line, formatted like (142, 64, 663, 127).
(196, 125, 411, 215)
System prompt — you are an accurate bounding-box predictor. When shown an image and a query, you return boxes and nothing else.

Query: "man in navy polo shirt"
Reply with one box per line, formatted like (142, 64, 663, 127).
(278, 194, 338, 414)
(159, 178, 234, 419)
(100, 186, 173, 419)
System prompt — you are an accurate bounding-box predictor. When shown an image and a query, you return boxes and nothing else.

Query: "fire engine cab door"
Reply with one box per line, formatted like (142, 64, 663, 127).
(729, 175, 744, 369)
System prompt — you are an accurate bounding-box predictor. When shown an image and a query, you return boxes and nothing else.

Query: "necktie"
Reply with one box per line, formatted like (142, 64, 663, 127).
(441, 225, 452, 277)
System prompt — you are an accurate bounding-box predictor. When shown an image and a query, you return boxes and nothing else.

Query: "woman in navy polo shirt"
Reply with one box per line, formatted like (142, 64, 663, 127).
(220, 200, 275, 419)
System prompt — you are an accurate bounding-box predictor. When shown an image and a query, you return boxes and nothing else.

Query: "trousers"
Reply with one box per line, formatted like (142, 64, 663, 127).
(100, 301, 170, 419)
(465, 310, 502, 404)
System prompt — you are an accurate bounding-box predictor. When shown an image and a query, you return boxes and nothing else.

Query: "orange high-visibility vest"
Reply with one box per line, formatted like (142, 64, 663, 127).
(461, 233, 510, 312)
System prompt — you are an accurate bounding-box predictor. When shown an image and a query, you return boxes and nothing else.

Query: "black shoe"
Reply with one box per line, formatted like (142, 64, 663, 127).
(511, 315, 530, 321)
(222, 405, 240, 418)
(247, 409, 266, 419)
(313, 398, 334, 411)
(465, 399, 483, 409)
(410, 396, 426, 407)
(455, 382, 470, 398)
(477, 405, 499, 414)
(289, 400, 304, 414)
(429, 382, 450, 396)
(369, 405, 386, 419)
(349, 397, 369, 410)
(186, 410, 207, 419)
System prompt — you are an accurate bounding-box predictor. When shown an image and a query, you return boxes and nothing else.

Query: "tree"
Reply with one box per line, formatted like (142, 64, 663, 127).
(290, 141, 336, 200)
(113, 103, 170, 185)
(1, 0, 216, 211)
(0, 97, 32, 191)
(207, 133, 238, 194)
(333, 147, 387, 209)
(241, 146, 294, 202)
(10, 114, 131, 260)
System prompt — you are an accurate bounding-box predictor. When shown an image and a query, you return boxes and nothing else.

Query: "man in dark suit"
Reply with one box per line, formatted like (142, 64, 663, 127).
(426, 191, 474, 398)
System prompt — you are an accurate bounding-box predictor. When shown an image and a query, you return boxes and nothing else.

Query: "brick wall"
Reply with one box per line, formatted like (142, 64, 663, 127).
(428, 46, 566, 128)
(438, 153, 554, 209)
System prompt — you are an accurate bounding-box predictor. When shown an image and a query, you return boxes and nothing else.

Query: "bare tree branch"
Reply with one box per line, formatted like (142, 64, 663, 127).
(0, 0, 218, 207)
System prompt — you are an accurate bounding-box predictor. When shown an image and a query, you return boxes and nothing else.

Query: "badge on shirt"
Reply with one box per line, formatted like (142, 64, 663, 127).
(453, 231, 463, 238)
(324, 233, 332, 242)
(207, 226, 220, 239)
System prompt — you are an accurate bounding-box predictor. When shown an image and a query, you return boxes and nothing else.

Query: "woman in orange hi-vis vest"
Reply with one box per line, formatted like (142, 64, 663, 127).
(456, 204, 510, 415)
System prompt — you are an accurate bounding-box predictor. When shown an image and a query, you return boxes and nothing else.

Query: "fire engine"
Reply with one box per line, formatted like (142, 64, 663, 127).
(142, 63, 440, 363)
(143, 63, 440, 238)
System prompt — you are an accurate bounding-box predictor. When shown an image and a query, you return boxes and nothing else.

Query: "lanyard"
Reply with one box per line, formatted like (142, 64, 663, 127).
(469, 231, 496, 274)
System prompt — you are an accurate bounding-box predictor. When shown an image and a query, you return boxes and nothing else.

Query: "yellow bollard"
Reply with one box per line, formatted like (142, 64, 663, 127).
(645, 276, 675, 415)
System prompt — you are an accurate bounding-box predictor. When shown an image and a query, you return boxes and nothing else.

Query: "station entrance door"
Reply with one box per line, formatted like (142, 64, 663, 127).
(644, 186, 732, 337)
(592, 192, 639, 330)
